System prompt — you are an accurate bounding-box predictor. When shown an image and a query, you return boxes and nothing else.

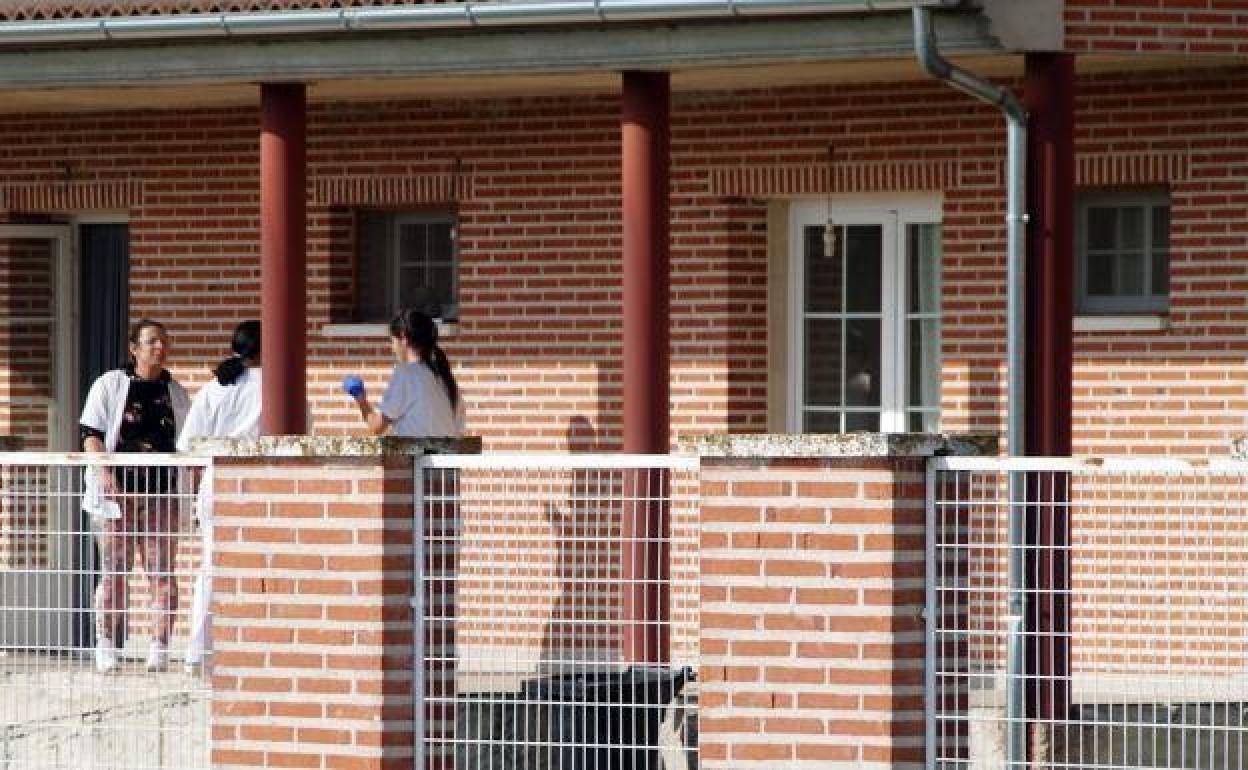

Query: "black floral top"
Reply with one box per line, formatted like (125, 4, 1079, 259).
(116, 376, 177, 454)
(79, 368, 178, 453)
(79, 368, 178, 494)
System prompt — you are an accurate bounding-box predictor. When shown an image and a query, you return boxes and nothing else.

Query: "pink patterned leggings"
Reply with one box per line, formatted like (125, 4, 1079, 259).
(93, 499, 179, 646)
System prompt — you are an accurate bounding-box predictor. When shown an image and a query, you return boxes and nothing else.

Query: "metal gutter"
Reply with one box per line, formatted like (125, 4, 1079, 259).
(913, 4, 1025, 457)
(0, 0, 964, 44)
(913, 5, 1030, 769)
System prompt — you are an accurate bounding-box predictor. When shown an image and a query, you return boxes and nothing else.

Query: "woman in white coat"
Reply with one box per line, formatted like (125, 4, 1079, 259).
(80, 319, 190, 673)
(176, 320, 262, 675)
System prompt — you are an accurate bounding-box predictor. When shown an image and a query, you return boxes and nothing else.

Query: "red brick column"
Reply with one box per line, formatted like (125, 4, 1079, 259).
(696, 435, 989, 768)
(202, 436, 476, 770)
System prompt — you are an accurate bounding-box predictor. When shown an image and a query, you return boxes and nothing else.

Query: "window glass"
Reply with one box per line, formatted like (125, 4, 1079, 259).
(1077, 193, 1169, 315)
(356, 212, 458, 322)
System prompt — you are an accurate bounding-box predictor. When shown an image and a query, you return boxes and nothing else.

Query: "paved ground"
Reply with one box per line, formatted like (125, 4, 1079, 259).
(0, 652, 208, 770)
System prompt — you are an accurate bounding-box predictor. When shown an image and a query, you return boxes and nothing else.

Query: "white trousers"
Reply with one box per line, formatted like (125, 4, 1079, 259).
(185, 518, 212, 666)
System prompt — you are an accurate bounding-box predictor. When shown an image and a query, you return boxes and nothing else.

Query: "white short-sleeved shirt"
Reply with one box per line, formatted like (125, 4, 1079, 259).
(176, 366, 263, 452)
(378, 361, 463, 437)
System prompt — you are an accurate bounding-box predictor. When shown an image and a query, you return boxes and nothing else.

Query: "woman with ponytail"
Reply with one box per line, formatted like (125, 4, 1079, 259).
(351, 309, 464, 437)
(178, 320, 263, 447)
(176, 319, 262, 674)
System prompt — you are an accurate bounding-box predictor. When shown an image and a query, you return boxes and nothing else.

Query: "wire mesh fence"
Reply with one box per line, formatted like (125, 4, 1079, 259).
(416, 453, 700, 770)
(928, 457, 1248, 770)
(0, 453, 211, 770)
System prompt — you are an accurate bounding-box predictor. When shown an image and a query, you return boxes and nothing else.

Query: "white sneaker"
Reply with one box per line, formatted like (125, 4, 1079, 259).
(94, 639, 118, 674)
(145, 642, 168, 672)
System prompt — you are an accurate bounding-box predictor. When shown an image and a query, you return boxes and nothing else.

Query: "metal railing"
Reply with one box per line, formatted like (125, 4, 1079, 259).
(927, 456, 1248, 770)
(0, 452, 211, 770)
(415, 453, 700, 770)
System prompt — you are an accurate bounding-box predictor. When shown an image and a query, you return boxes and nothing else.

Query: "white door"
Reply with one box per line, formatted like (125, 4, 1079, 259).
(0, 225, 82, 652)
(788, 198, 942, 433)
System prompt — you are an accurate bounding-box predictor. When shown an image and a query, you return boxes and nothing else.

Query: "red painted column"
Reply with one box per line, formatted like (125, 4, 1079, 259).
(621, 70, 670, 664)
(1024, 53, 1074, 458)
(622, 70, 671, 456)
(260, 83, 307, 435)
(1023, 52, 1075, 738)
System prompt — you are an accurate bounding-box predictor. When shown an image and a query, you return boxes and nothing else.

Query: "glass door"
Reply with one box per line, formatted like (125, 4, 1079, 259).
(788, 199, 941, 433)
(0, 225, 80, 652)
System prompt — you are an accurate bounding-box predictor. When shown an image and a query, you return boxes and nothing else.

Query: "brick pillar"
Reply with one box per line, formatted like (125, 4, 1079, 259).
(695, 434, 991, 769)
(203, 436, 477, 770)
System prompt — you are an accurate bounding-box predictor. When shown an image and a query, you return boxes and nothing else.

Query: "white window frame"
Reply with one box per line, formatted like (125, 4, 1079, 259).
(389, 213, 458, 321)
(1075, 190, 1170, 315)
(347, 210, 458, 326)
(786, 196, 942, 434)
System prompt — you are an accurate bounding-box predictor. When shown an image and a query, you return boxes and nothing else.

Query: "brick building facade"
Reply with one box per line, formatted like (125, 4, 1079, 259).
(4, 56, 1246, 456)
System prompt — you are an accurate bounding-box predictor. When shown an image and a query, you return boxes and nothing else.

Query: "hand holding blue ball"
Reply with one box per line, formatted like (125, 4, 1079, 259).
(343, 375, 366, 400)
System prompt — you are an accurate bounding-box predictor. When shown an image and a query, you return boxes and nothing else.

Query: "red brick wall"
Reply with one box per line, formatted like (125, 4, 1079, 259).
(0, 66, 1244, 455)
(698, 456, 928, 767)
(211, 454, 416, 770)
(1073, 67, 1248, 456)
(1066, 0, 1248, 55)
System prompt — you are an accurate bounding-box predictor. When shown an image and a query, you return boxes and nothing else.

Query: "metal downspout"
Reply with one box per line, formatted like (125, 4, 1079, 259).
(0, 0, 964, 44)
(913, 6, 1029, 768)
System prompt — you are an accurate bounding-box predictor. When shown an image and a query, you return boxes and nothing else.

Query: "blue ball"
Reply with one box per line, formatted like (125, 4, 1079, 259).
(343, 375, 365, 399)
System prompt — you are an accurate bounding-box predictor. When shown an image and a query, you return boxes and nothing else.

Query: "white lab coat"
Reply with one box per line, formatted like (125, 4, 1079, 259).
(176, 366, 262, 668)
(78, 368, 190, 517)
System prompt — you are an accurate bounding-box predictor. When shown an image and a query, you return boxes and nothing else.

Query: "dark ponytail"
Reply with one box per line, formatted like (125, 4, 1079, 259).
(213, 320, 261, 386)
(389, 309, 460, 408)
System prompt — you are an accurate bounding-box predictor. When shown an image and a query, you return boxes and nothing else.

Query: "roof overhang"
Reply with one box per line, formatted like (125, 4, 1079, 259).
(0, 9, 998, 92)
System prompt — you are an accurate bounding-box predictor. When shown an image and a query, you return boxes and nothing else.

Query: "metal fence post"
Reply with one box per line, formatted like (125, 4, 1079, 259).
(412, 454, 427, 770)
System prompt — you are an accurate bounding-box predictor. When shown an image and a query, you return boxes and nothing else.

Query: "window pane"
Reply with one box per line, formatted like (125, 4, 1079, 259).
(844, 318, 880, 408)
(399, 266, 433, 309)
(1118, 252, 1145, 295)
(804, 225, 842, 313)
(803, 410, 841, 433)
(398, 223, 429, 265)
(1152, 206, 1170, 250)
(844, 225, 882, 313)
(1078, 195, 1169, 313)
(1120, 206, 1144, 250)
(845, 412, 880, 432)
(1152, 206, 1170, 297)
(1086, 252, 1114, 296)
(908, 411, 939, 432)
(908, 224, 941, 314)
(356, 211, 393, 321)
(908, 318, 941, 410)
(804, 318, 842, 407)
(429, 222, 454, 261)
(1152, 249, 1169, 297)
(1087, 208, 1117, 250)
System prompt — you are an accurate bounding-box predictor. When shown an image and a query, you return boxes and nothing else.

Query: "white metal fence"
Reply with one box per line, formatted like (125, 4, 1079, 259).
(927, 456, 1248, 770)
(0, 453, 210, 770)
(415, 453, 700, 770)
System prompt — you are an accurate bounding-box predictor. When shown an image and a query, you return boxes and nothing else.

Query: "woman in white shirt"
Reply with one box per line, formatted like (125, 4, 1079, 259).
(352, 309, 464, 437)
(176, 320, 262, 674)
(80, 319, 190, 673)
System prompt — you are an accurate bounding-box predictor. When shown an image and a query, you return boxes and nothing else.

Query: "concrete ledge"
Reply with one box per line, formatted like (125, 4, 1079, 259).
(685, 431, 998, 459)
(188, 434, 480, 457)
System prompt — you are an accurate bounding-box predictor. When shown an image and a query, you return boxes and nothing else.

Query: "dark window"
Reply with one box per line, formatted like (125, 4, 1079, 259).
(1076, 192, 1169, 314)
(356, 211, 458, 322)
